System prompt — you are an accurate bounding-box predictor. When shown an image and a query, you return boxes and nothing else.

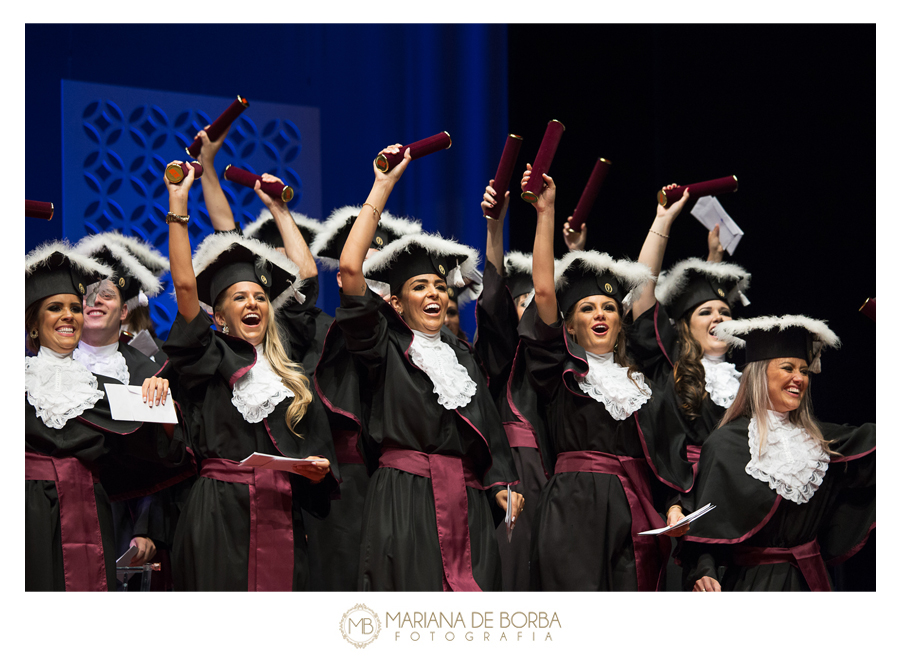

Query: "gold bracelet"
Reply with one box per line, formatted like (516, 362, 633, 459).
(649, 228, 669, 239)
(166, 212, 190, 224)
(362, 202, 381, 220)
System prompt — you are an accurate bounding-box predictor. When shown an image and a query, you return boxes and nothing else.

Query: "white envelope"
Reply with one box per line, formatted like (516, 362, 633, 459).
(690, 196, 744, 255)
(104, 383, 177, 423)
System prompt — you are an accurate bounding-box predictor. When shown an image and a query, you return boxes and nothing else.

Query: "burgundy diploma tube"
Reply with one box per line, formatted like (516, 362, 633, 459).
(521, 120, 565, 203)
(657, 175, 738, 208)
(568, 157, 611, 232)
(223, 165, 294, 203)
(859, 297, 875, 322)
(484, 134, 524, 220)
(165, 161, 203, 184)
(185, 95, 249, 158)
(375, 132, 452, 173)
(26, 199, 54, 221)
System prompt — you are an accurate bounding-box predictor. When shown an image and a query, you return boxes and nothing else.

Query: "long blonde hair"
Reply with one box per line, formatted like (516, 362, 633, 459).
(718, 360, 834, 456)
(215, 294, 313, 438)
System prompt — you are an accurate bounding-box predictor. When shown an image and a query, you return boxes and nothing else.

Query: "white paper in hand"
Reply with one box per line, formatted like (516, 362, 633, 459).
(116, 544, 138, 568)
(240, 452, 320, 474)
(690, 197, 744, 255)
(638, 503, 717, 536)
(104, 383, 177, 423)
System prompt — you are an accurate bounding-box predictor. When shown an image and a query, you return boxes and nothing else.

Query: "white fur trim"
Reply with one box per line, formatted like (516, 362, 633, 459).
(310, 205, 422, 270)
(554, 250, 654, 299)
(655, 257, 751, 308)
(243, 207, 323, 242)
(74, 233, 164, 297)
(101, 233, 169, 276)
(504, 250, 533, 276)
(362, 232, 481, 285)
(26, 240, 114, 279)
(455, 268, 484, 308)
(713, 315, 841, 350)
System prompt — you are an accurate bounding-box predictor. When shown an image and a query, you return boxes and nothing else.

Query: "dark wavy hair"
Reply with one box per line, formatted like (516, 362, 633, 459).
(673, 317, 708, 420)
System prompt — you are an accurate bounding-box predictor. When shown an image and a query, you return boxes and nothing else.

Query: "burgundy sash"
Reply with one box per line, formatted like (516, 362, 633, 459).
(25, 452, 107, 591)
(733, 537, 831, 591)
(686, 445, 702, 464)
(378, 447, 485, 592)
(554, 450, 668, 591)
(332, 429, 365, 465)
(503, 421, 539, 450)
(200, 459, 294, 592)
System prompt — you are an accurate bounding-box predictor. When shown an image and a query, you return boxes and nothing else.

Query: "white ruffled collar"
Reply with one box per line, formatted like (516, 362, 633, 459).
(231, 343, 294, 423)
(25, 347, 105, 429)
(73, 341, 130, 385)
(576, 350, 652, 421)
(408, 329, 477, 410)
(745, 409, 830, 504)
(701, 354, 741, 409)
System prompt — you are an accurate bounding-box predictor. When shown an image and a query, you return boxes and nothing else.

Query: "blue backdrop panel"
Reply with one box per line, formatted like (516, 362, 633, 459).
(61, 80, 321, 337)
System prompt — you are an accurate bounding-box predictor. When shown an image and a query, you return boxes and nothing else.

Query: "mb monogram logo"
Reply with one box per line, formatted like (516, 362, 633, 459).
(340, 604, 382, 648)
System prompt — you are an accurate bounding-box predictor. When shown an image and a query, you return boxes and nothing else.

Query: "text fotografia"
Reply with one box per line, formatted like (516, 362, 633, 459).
(387, 611, 561, 642)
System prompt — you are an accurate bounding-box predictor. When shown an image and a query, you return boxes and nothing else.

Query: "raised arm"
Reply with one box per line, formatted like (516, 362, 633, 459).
(196, 125, 237, 232)
(707, 223, 724, 262)
(165, 162, 201, 323)
(631, 184, 690, 319)
(521, 164, 558, 326)
(481, 179, 510, 276)
(253, 173, 317, 280)
(339, 145, 411, 297)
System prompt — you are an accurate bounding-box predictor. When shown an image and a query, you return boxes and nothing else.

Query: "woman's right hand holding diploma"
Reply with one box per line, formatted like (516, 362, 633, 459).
(563, 217, 587, 252)
(521, 163, 556, 213)
(196, 123, 230, 169)
(655, 183, 690, 229)
(482, 180, 510, 222)
(374, 144, 411, 188)
(165, 160, 195, 211)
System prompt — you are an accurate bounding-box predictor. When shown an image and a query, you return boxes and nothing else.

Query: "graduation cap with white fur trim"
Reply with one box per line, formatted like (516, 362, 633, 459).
(26, 240, 114, 309)
(96, 232, 170, 310)
(310, 205, 422, 270)
(713, 315, 840, 374)
(242, 207, 323, 250)
(504, 251, 535, 300)
(554, 250, 654, 317)
(191, 232, 303, 313)
(363, 232, 481, 296)
(74, 233, 165, 306)
(655, 257, 751, 320)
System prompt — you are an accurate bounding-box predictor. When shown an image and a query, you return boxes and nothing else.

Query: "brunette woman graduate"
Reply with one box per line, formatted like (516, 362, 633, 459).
(630, 185, 751, 464)
(678, 315, 875, 591)
(316, 144, 522, 591)
(161, 163, 337, 591)
(25, 242, 190, 590)
(508, 166, 694, 591)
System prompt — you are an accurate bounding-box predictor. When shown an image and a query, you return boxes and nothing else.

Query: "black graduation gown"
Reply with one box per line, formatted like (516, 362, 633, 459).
(25, 369, 191, 591)
(316, 287, 519, 591)
(162, 298, 338, 592)
(678, 417, 875, 591)
(473, 261, 549, 591)
(291, 283, 373, 592)
(510, 302, 694, 591)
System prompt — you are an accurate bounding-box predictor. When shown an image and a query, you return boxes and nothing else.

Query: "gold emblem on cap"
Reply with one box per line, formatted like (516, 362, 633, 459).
(375, 236, 384, 246)
(260, 274, 268, 285)
(448, 288, 455, 297)
(604, 283, 613, 293)
(438, 264, 446, 275)
(78, 283, 85, 294)
(118, 277, 126, 288)
(717, 287, 725, 297)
